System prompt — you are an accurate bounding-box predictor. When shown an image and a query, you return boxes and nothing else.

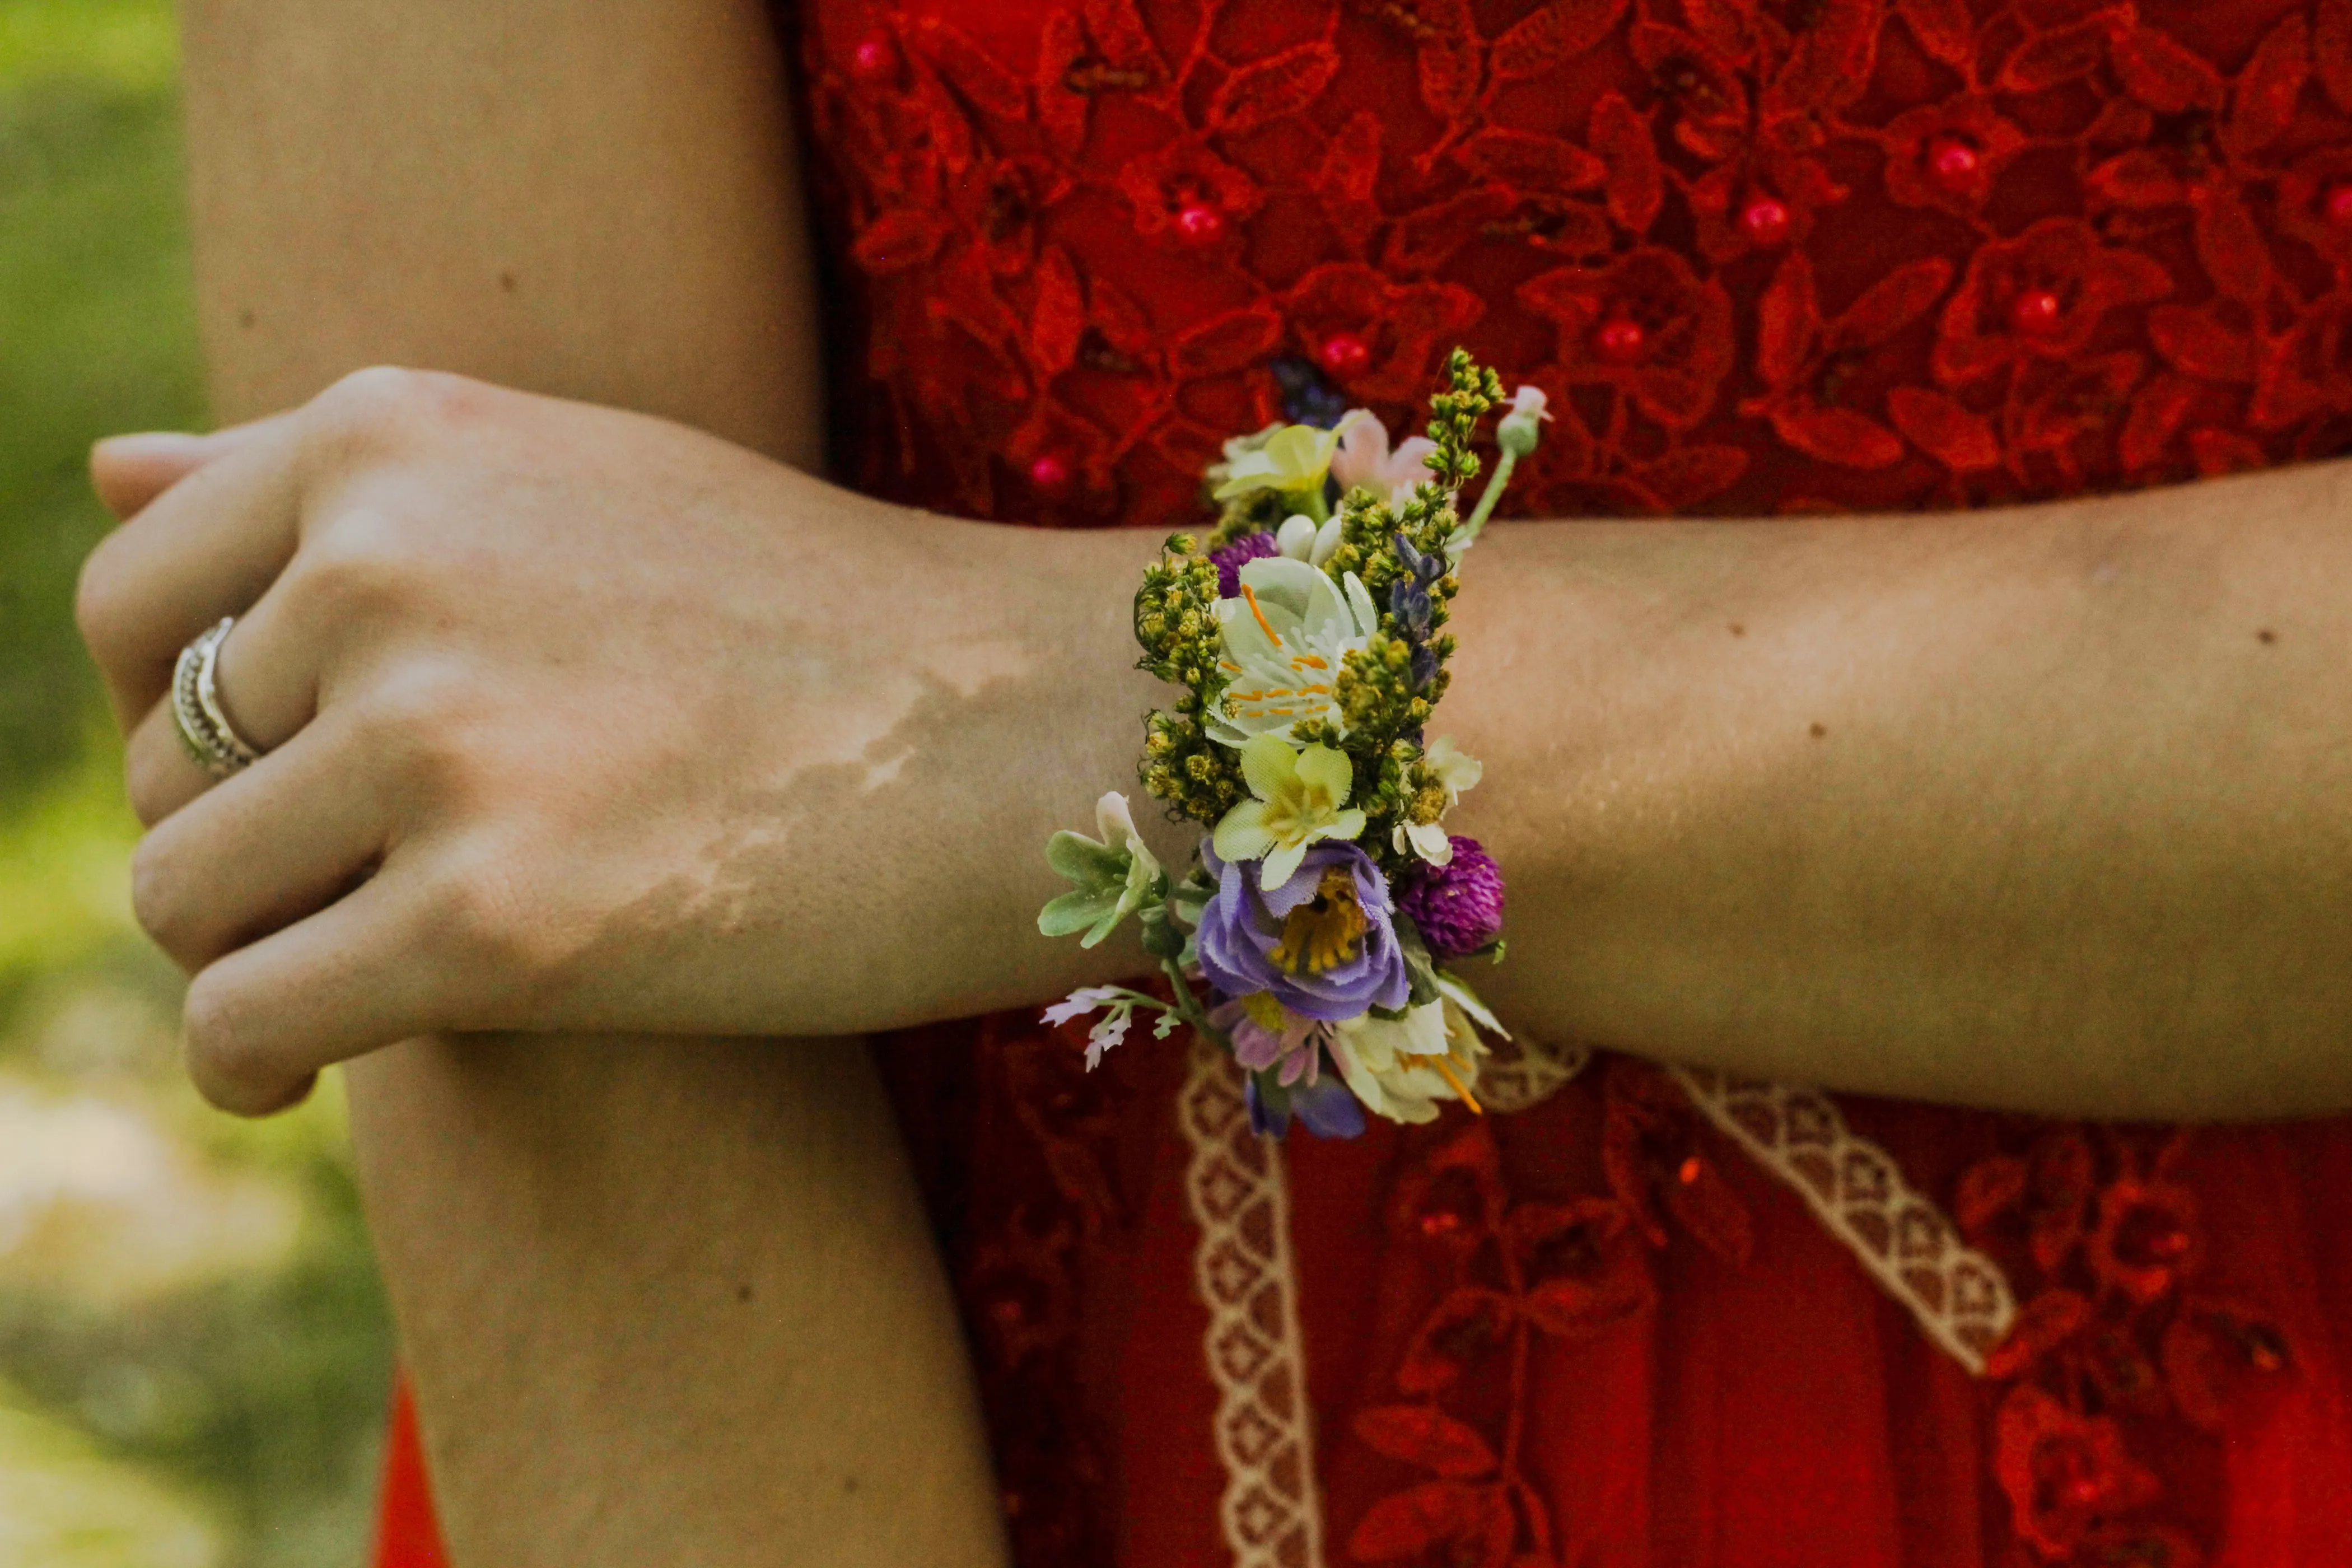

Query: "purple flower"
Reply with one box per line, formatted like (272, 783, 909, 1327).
(1198, 840, 1410, 1021)
(1396, 836, 1505, 958)
(1211, 995, 1324, 1085)
(1248, 1073, 1366, 1139)
(1210, 530, 1280, 597)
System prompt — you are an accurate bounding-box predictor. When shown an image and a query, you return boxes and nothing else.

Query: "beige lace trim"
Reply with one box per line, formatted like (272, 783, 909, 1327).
(1181, 1036, 1328, 1568)
(1178, 1029, 1592, 1567)
(1475, 1029, 1593, 1116)
(1176, 1036, 2012, 1568)
(1669, 1067, 2018, 1374)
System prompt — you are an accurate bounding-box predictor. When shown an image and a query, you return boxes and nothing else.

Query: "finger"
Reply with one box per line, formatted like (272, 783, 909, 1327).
(131, 715, 394, 970)
(76, 413, 309, 728)
(89, 417, 284, 521)
(124, 696, 218, 828)
(183, 868, 446, 1118)
(122, 578, 332, 825)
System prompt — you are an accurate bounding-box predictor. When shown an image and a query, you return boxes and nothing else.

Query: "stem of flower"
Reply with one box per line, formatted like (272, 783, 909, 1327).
(1159, 957, 1228, 1049)
(1456, 447, 1518, 548)
(1298, 484, 1330, 525)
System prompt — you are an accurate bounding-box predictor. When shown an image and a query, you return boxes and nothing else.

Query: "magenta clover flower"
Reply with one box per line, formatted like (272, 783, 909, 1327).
(1396, 836, 1505, 959)
(1210, 530, 1281, 598)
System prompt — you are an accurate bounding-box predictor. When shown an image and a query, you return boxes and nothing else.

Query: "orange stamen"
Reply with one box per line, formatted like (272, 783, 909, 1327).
(1425, 1054, 1484, 1115)
(1240, 584, 1282, 646)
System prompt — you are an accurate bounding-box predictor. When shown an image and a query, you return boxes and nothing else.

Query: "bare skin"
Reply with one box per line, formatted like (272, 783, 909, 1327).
(68, 0, 2352, 1563)
(118, 3, 1009, 1565)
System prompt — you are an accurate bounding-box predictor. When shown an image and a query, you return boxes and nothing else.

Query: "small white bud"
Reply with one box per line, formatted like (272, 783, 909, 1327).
(1310, 515, 1344, 566)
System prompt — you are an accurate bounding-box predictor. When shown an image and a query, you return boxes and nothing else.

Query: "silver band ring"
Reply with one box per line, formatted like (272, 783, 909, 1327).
(171, 618, 263, 778)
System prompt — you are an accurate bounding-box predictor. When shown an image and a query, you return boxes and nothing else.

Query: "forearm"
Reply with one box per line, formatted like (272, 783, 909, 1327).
(346, 1035, 1002, 1567)
(174, 3, 1007, 1565)
(1448, 461, 2352, 1121)
(950, 461, 2352, 1124)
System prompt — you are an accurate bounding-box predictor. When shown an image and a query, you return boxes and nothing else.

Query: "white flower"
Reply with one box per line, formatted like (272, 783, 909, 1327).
(1220, 423, 1285, 467)
(1095, 790, 1163, 893)
(1040, 985, 1138, 1071)
(1393, 819, 1454, 866)
(1387, 738, 1481, 866)
(1425, 736, 1483, 804)
(1082, 1010, 1131, 1071)
(1329, 997, 1492, 1124)
(1042, 985, 1123, 1029)
(1275, 511, 1344, 567)
(1331, 408, 1440, 510)
(1210, 556, 1379, 746)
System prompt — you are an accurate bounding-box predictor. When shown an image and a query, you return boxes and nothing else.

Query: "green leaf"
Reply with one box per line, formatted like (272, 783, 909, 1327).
(1046, 829, 1130, 888)
(1394, 915, 1444, 1007)
(1039, 889, 1118, 937)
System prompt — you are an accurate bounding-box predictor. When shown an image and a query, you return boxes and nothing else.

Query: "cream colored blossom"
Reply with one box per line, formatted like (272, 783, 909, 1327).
(1329, 994, 1492, 1124)
(1394, 819, 1453, 866)
(1275, 511, 1343, 567)
(1424, 736, 1484, 804)
(1210, 555, 1379, 745)
(1212, 736, 1366, 892)
(1211, 423, 1342, 503)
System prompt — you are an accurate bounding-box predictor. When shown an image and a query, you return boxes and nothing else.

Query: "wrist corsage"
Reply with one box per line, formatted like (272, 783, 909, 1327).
(1038, 350, 1545, 1139)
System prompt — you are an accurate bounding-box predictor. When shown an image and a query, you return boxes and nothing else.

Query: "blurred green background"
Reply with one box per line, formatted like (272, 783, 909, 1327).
(0, 2, 396, 1563)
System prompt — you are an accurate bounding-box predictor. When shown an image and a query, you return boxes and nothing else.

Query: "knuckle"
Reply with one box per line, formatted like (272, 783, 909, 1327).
(353, 665, 482, 799)
(128, 833, 194, 955)
(72, 538, 130, 657)
(310, 364, 423, 435)
(182, 980, 307, 1118)
(288, 518, 414, 622)
(180, 973, 270, 1114)
(301, 366, 445, 476)
(122, 735, 185, 829)
(304, 365, 475, 454)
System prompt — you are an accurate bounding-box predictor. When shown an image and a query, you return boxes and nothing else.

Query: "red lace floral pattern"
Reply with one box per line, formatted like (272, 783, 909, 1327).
(1346, 1063, 1749, 1565)
(796, 0, 2352, 529)
(782, 2, 2349, 1564)
(1959, 1126, 2297, 1567)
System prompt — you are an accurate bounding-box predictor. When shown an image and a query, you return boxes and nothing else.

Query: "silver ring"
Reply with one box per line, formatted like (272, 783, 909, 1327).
(171, 618, 263, 778)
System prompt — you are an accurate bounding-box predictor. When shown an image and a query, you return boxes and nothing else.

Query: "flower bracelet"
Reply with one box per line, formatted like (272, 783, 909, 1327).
(1038, 351, 1546, 1139)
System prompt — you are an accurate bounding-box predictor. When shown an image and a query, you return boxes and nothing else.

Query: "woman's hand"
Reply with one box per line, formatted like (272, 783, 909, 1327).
(79, 367, 1163, 1114)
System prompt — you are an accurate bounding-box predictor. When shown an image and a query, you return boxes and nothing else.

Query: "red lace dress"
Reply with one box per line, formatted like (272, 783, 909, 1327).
(375, 3, 2352, 1564)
